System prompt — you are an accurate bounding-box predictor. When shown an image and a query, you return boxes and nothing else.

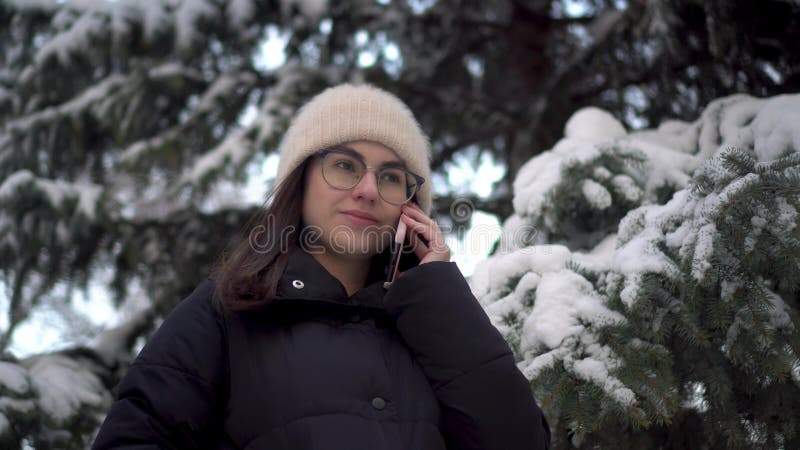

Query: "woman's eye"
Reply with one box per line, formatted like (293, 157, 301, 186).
(334, 160, 355, 171)
(381, 172, 402, 184)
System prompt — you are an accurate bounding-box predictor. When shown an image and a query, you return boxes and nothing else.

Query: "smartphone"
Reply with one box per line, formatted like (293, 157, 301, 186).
(384, 219, 407, 288)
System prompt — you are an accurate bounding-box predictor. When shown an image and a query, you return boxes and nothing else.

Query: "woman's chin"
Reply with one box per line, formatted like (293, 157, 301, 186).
(346, 243, 384, 258)
(327, 229, 391, 256)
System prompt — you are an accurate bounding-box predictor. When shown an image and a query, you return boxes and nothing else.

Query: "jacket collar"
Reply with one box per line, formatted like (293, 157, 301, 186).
(274, 246, 388, 311)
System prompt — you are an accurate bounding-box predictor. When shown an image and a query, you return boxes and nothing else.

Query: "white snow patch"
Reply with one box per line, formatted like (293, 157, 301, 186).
(196, 71, 256, 114)
(665, 221, 691, 249)
(615, 226, 679, 279)
(691, 223, 717, 282)
(470, 245, 572, 306)
(174, 0, 218, 51)
(6, 0, 61, 12)
(625, 138, 697, 195)
(611, 174, 642, 202)
(0, 170, 35, 198)
(140, 1, 171, 42)
(148, 62, 204, 82)
(571, 353, 636, 406)
(521, 270, 625, 352)
(629, 119, 698, 154)
(705, 173, 760, 218)
(513, 151, 563, 217)
(565, 107, 626, 141)
(227, 0, 256, 28)
(35, 9, 106, 67)
(494, 213, 546, 254)
(773, 197, 798, 234)
(181, 128, 251, 185)
(26, 354, 109, 423)
(0, 361, 30, 395)
(517, 270, 632, 405)
(0, 170, 102, 220)
(92, 308, 153, 366)
(281, 0, 329, 21)
(765, 289, 793, 331)
(720, 279, 741, 301)
(6, 75, 128, 133)
(744, 214, 767, 253)
(593, 166, 612, 180)
(582, 179, 612, 210)
(751, 94, 800, 162)
(571, 233, 617, 272)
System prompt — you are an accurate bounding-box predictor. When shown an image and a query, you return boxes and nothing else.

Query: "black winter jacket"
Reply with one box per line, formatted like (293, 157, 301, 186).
(93, 247, 551, 449)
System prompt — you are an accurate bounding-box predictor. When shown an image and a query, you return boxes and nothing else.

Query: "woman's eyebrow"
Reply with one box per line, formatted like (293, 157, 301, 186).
(337, 146, 406, 168)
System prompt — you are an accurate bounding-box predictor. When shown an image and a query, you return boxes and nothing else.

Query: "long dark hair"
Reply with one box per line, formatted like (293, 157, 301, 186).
(210, 155, 420, 312)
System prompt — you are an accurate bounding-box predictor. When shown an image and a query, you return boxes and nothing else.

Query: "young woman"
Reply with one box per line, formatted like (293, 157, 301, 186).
(92, 84, 551, 449)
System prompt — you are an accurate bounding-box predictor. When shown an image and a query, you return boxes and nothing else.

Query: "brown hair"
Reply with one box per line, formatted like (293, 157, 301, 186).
(210, 155, 420, 312)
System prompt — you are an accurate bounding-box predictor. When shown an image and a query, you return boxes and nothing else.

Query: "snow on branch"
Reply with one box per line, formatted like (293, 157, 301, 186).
(472, 93, 800, 439)
(10, 0, 230, 75)
(4, 0, 62, 13)
(175, 63, 307, 189)
(33, 7, 119, 68)
(0, 351, 111, 448)
(4, 75, 128, 135)
(174, 0, 219, 52)
(147, 62, 205, 85)
(0, 291, 157, 446)
(471, 244, 633, 406)
(195, 70, 257, 115)
(116, 69, 254, 167)
(0, 170, 103, 221)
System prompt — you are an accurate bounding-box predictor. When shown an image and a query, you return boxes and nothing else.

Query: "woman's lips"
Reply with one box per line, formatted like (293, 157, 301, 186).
(340, 211, 379, 225)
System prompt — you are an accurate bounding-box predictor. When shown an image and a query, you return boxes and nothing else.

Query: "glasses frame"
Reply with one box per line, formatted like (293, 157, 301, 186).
(317, 148, 426, 205)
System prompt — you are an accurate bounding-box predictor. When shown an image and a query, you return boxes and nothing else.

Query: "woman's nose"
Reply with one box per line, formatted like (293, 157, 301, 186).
(351, 171, 380, 202)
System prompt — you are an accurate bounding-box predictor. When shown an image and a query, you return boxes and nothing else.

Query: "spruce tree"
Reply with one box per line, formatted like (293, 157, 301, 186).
(472, 94, 800, 449)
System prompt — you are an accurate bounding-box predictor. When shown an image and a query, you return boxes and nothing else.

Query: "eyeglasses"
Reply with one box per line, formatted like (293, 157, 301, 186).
(317, 148, 425, 205)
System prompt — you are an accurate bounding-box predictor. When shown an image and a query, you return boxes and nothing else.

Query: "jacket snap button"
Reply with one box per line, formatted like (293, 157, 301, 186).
(371, 397, 386, 410)
(292, 280, 304, 289)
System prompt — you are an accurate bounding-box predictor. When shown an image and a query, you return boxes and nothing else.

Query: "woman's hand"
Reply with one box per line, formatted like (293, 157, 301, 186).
(399, 202, 451, 265)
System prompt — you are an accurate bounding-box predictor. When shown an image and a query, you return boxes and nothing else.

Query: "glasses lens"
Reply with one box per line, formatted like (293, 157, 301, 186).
(322, 152, 364, 189)
(378, 168, 408, 204)
(377, 168, 414, 204)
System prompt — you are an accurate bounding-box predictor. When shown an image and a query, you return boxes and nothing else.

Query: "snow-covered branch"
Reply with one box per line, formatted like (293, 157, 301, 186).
(472, 93, 800, 444)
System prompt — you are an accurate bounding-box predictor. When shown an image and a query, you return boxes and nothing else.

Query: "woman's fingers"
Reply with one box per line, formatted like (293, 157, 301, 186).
(400, 212, 433, 244)
(404, 221, 428, 261)
(402, 205, 440, 240)
(399, 204, 451, 264)
(402, 214, 431, 260)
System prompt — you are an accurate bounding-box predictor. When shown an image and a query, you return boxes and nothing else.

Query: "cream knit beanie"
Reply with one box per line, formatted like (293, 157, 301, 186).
(275, 83, 433, 215)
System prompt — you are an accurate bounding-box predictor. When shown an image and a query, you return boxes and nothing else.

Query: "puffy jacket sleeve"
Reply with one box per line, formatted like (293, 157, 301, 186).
(92, 277, 228, 450)
(384, 262, 551, 450)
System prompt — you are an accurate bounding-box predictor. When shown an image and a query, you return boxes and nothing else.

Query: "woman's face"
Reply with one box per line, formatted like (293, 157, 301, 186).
(301, 140, 405, 258)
